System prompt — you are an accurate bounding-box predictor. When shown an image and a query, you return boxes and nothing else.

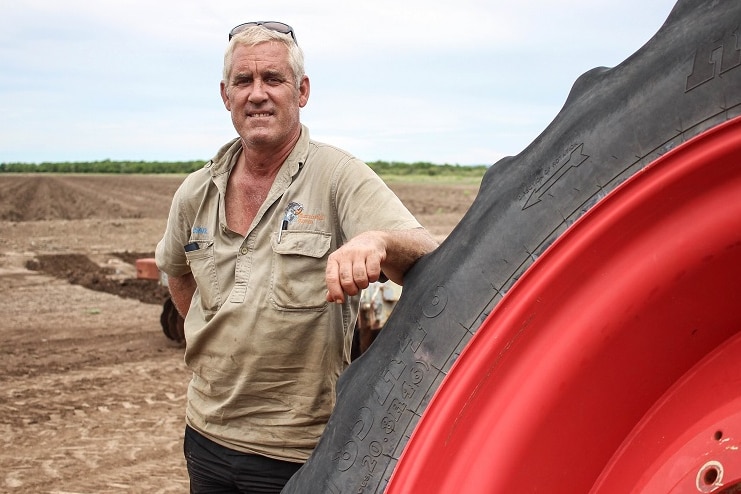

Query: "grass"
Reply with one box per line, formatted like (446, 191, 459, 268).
(378, 173, 485, 186)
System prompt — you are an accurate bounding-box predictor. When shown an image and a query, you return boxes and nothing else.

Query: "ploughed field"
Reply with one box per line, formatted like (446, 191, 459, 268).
(0, 174, 477, 492)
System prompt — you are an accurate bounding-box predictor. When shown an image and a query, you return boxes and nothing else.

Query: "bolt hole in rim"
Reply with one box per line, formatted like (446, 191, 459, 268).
(699, 461, 723, 492)
(385, 116, 741, 494)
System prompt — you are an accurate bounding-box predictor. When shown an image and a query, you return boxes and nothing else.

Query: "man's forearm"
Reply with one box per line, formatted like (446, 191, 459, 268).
(380, 228, 438, 285)
(168, 272, 197, 317)
(325, 227, 438, 304)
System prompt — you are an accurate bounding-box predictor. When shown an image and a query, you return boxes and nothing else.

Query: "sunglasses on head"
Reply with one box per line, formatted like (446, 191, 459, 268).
(228, 21, 296, 43)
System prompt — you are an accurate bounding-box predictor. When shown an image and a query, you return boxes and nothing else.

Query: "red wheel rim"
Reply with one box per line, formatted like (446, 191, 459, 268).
(386, 117, 741, 493)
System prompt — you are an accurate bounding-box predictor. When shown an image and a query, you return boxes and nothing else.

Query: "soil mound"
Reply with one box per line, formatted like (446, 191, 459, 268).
(25, 252, 170, 305)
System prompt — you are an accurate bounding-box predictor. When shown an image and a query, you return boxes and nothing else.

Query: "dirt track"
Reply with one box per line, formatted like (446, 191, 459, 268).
(0, 174, 477, 493)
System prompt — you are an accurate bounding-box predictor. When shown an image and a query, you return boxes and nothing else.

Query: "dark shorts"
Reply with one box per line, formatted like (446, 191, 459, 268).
(184, 425, 303, 494)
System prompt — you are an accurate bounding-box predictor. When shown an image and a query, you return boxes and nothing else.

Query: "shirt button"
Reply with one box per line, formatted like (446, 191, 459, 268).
(240, 247, 248, 255)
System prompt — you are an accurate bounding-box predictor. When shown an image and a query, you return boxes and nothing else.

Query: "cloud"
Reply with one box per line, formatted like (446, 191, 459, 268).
(0, 0, 678, 164)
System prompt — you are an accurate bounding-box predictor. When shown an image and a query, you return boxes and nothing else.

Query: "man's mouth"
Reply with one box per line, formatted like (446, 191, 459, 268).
(249, 112, 272, 118)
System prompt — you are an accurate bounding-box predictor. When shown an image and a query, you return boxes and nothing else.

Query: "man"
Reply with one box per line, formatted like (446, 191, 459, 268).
(155, 21, 437, 493)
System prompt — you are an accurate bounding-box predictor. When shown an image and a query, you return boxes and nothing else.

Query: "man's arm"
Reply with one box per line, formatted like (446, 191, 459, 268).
(168, 272, 197, 317)
(325, 228, 438, 304)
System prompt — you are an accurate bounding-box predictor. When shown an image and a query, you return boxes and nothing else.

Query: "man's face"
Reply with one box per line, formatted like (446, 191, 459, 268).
(221, 41, 309, 151)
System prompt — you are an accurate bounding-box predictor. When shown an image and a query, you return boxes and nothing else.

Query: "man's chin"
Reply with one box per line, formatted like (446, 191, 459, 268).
(242, 131, 279, 149)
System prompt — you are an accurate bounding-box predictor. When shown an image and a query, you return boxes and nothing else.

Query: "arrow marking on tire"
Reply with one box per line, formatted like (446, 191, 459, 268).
(524, 143, 590, 209)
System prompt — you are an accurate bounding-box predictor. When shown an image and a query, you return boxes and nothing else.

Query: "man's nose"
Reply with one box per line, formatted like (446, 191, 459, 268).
(248, 79, 268, 103)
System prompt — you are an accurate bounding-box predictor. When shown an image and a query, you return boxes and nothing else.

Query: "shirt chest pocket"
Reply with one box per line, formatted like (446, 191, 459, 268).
(185, 241, 221, 316)
(270, 231, 331, 311)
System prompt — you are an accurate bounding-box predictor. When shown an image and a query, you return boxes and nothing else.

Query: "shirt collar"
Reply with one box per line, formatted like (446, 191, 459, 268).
(208, 124, 310, 178)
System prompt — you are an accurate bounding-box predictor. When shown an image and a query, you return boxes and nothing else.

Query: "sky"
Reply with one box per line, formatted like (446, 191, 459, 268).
(1, 0, 679, 166)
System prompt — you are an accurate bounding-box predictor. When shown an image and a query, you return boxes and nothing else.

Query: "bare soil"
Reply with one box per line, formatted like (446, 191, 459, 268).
(0, 174, 477, 493)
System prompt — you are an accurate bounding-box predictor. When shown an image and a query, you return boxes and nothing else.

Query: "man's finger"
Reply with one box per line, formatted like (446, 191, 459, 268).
(325, 259, 344, 303)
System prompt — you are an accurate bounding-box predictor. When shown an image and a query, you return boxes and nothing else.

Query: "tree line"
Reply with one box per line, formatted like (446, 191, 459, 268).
(0, 159, 488, 177)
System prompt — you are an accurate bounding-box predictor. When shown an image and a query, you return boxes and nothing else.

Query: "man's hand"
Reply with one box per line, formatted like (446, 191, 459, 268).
(325, 232, 386, 304)
(325, 228, 438, 304)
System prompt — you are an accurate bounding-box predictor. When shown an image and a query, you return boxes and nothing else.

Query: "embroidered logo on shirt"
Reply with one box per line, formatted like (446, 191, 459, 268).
(283, 202, 304, 224)
(282, 202, 326, 226)
(192, 226, 208, 235)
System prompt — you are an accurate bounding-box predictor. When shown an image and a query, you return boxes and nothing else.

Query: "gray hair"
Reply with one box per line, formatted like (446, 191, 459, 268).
(222, 26, 305, 88)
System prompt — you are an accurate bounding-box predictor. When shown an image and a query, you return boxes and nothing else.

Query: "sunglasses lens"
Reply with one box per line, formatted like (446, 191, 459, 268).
(261, 22, 292, 34)
(229, 22, 255, 40)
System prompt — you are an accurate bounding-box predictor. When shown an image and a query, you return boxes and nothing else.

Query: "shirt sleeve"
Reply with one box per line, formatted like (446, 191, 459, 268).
(155, 181, 193, 277)
(332, 158, 422, 243)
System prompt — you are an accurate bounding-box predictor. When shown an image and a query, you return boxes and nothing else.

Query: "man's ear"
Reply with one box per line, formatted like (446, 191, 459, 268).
(299, 76, 310, 108)
(220, 81, 231, 111)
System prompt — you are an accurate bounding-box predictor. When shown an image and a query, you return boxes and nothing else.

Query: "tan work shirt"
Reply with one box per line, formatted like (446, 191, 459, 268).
(155, 126, 421, 462)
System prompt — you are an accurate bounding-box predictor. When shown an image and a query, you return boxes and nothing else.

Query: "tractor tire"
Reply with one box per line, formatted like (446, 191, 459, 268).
(283, 0, 741, 492)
